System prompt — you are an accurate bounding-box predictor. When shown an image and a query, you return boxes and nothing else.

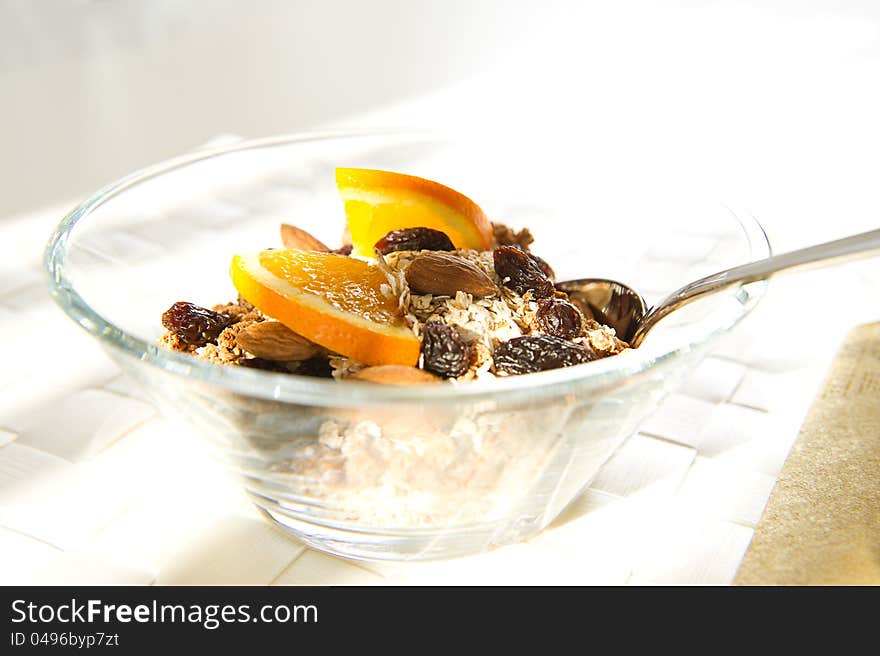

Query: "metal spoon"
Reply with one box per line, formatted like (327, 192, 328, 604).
(557, 228, 880, 348)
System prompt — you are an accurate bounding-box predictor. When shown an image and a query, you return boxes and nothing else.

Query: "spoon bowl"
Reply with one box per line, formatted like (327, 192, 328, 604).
(556, 278, 647, 343)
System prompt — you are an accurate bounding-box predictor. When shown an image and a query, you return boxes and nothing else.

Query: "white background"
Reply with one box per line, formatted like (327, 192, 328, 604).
(3, 0, 880, 252)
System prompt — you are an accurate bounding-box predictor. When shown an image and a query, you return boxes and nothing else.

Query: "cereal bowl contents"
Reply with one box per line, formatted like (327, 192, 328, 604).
(158, 168, 629, 385)
(46, 132, 771, 560)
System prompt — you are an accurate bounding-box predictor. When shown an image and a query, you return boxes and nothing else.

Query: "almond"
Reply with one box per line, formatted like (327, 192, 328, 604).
(405, 252, 497, 297)
(350, 365, 441, 384)
(280, 223, 331, 251)
(235, 321, 320, 361)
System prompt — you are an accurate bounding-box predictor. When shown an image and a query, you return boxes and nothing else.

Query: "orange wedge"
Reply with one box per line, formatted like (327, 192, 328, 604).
(230, 249, 420, 366)
(336, 168, 494, 257)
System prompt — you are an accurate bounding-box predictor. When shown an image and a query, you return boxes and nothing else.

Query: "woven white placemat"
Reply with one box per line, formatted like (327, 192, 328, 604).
(1, 175, 876, 586)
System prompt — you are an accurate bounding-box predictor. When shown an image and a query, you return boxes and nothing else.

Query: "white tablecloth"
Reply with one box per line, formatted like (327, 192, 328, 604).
(1, 189, 877, 585)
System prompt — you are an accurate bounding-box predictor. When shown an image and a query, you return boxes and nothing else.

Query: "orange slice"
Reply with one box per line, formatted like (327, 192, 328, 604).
(230, 249, 420, 366)
(336, 168, 494, 257)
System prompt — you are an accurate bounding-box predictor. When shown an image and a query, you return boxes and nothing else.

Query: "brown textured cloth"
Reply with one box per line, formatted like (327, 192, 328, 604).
(735, 322, 880, 585)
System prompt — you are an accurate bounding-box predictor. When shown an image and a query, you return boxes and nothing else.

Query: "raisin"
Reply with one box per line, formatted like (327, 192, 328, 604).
(493, 335, 596, 375)
(332, 244, 354, 256)
(375, 227, 455, 254)
(295, 356, 334, 378)
(420, 321, 473, 378)
(239, 357, 290, 372)
(536, 298, 583, 340)
(529, 253, 555, 281)
(239, 356, 333, 378)
(567, 295, 596, 322)
(493, 245, 555, 298)
(161, 301, 231, 347)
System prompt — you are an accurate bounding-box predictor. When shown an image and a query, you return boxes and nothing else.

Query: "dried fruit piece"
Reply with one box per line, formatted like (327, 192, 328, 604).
(332, 244, 354, 256)
(405, 252, 497, 297)
(536, 298, 583, 340)
(421, 321, 473, 378)
(493, 335, 596, 375)
(566, 295, 596, 322)
(237, 355, 333, 377)
(239, 357, 291, 373)
(295, 356, 334, 378)
(280, 224, 331, 251)
(161, 302, 231, 347)
(493, 245, 555, 299)
(351, 365, 441, 384)
(529, 253, 555, 282)
(235, 321, 321, 361)
(374, 227, 455, 255)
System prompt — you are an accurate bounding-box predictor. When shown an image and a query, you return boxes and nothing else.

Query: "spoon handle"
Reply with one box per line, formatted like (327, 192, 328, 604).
(631, 227, 880, 347)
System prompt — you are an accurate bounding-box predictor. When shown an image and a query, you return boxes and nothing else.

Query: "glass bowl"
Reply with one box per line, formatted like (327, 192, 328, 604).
(45, 131, 770, 561)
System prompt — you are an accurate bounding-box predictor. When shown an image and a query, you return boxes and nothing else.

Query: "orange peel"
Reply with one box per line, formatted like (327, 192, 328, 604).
(335, 167, 493, 257)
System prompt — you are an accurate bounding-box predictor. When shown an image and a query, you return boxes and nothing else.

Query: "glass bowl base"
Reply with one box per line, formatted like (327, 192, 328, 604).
(255, 505, 544, 562)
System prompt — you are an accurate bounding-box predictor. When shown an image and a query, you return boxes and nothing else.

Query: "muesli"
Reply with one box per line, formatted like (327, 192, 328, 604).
(160, 169, 628, 383)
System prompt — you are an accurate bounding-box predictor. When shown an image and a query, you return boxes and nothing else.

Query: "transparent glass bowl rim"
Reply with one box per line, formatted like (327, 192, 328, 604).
(44, 129, 771, 407)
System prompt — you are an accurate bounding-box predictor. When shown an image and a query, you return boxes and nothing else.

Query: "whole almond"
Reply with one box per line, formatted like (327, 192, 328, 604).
(350, 365, 441, 384)
(236, 321, 320, 361)
(405, 252, 497, 297)
(280, 223, 331, 251)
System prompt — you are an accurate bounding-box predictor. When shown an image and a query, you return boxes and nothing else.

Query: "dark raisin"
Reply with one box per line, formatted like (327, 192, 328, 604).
(566, 295, 596, 322)
(239, 357, 290, 372)
(239, 356, 333, 378)
(420, 321, 473, 378)
(295, 356, 334, 378)
(493, 245, 555, 298)
(374, 227, 455, 254)
(529, 253, 555, 281)
(332, 244, 353, 256)
(161, 301, 231, 347)
(536, 298, 583, 340)
(493, 335, 596, 375)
